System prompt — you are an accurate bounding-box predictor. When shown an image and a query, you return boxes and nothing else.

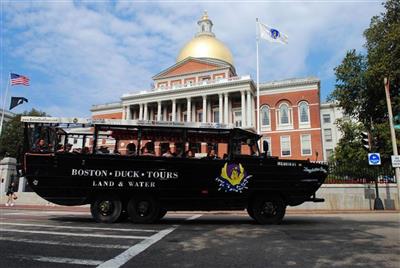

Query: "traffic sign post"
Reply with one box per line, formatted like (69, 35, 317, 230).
(368, 153, 384, 210)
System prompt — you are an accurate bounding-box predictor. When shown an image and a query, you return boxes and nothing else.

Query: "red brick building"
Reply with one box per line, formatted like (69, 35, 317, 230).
(91, 12, 324, 161)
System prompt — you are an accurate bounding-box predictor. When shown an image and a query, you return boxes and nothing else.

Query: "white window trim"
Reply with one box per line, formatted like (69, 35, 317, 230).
(324, 128, 333, 143)
(280, 135, 291, 157)
(300, 134, 312, 156)
(298, 101, 311, 129)
(276, 103, 293, 131)
(260, 105, 271, 131)
(322, 114, 331, 124)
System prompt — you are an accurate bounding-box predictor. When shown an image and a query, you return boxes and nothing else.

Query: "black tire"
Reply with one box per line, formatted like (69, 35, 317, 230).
(157, 208, 168, 221)
(90, 195, 122, 223)
(251, 196, 286, 224)
(246, 206, 255, 220)
(127, 195, 160, 223)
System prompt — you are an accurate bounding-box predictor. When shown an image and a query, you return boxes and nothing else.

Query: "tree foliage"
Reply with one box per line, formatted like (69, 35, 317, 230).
(329, 0, 400, 162)
(0, 109, 47, 158)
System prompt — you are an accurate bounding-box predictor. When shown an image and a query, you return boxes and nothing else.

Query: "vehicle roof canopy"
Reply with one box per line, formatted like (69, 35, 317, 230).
(21, 116, 260, 140)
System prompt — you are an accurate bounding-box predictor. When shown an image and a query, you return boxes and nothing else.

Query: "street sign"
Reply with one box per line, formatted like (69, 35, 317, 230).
(368, 153, 381, 165)
(391, 155, 400, 168)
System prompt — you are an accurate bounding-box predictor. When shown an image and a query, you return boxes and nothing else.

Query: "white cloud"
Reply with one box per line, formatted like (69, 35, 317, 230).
(2, 0, 383, 116)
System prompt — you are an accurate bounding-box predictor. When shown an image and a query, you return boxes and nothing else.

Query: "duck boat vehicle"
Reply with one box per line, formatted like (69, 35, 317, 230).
(21, 116, 328, 224)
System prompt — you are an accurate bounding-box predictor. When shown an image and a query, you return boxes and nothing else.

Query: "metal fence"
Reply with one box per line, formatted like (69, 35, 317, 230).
(323, 161, 396, 184)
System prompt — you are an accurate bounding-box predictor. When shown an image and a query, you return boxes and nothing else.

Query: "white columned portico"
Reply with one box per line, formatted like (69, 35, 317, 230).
(241, 91, 246, 127)
(139, 104, 143, 120)
(218, 94, 223, 123)
(191, 103, 196, 122)
(172, 99, 176, 122)
(246, 91, 252, 127)
(202, 95, 207, 123)
(143, 103, 148, 120)
(224, 93, 228, 124)
(186, 97, 191, 122)
(157, 101, 162, 121)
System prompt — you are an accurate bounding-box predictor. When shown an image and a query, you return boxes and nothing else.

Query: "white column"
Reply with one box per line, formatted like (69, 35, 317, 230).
(172, 99, 176, 122)
(127, 105, 132, 120)
(247, 91, 252, 127)
(241, 91, 246, 127)
(192, 102, 196, 122)
(219, 94, 223, 124)
(163, 106, 167, 121)
(122, 106, 126, 119)
(202, 95, 207, 123)
(187, 97, 191, 122)
(224, 93, 229, 124)
(207, 101, 211, 123)
(177, 103, 182, 122)
(143, 103, 148, 120)
(157, 101, 162, 121)
(139, 104, 143, 120)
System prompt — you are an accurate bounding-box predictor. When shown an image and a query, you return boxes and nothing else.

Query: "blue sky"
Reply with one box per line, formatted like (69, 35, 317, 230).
(1, 0, 383, 117)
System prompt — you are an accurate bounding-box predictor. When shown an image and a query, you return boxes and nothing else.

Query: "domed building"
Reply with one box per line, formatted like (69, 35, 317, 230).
(91, 12, 324, 160)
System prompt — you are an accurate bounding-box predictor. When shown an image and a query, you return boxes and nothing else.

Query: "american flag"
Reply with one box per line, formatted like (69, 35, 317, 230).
(10, 73, 30, 86)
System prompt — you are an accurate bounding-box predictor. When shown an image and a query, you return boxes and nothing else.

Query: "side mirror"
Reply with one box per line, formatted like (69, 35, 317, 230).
(263, 140, 269, 157)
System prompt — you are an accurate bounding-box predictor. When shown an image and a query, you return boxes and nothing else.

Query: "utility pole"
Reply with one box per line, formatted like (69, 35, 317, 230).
(384, 77, 400, 203)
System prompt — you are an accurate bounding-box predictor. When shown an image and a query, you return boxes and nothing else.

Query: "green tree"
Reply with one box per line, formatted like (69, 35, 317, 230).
(0, 109, 47, 158)
(330, 0, 400, 162)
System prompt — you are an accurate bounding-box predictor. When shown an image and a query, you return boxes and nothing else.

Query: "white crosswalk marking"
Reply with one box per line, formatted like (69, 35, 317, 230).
(19, 255, 103, 265)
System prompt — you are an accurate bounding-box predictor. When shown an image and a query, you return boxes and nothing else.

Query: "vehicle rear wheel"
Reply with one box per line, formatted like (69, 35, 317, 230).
(251, 196, 286, 224)
(246, 206, 255, 219)
(91, 195, 122, 223)
(157, 208, 167, 221)
(127, 196, 160, 223)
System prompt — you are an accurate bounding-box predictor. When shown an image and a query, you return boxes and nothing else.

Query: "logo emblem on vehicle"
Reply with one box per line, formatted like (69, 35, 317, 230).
(215, 163, 252, 193)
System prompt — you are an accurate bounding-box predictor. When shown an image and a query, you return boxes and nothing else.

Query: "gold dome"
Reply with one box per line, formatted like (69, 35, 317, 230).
(176, 12, 234, 66)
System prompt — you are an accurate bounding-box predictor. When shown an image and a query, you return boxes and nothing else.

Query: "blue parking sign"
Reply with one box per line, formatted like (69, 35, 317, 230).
(368, 153, 381, 165)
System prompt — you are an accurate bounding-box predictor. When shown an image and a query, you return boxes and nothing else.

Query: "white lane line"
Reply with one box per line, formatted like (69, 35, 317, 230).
(97, 227, 176, 268)
(1, 222, 158, 233)
(186, 214, 203, 221)
(0, 237, 130, 249)
(0, 228, 149, 239)
(19, 255, 102, 266)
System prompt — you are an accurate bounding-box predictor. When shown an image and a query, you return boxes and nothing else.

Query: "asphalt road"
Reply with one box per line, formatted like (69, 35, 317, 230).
(0, 207, 399, 268)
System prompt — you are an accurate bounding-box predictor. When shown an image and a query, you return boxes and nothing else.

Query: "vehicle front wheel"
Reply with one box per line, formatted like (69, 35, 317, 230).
(251, 196, 286, 224)
(127, 196, 160, 223)
(90, 195, 122, 223)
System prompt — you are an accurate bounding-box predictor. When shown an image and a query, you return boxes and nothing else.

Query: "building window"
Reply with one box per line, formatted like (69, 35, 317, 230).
(280, 136, 291, 157)
(301, 134, 312, 156)
(324, 128, 332, 142)
(276, 102, 293, 130)
(260, 105, 270, 128)
(182, 112, 187, 122)
(212, 109, 219, 123)
(323, 114, 331, 124)
(233, 110, 242, 127)
(298, 101, 310, 125)
(262, 136, 272, 156)
(325, 149, 333, 160)
(197, 111, 203, 122)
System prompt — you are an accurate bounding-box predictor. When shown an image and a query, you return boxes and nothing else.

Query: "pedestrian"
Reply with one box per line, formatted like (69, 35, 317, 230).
(5, 182, 17, 207)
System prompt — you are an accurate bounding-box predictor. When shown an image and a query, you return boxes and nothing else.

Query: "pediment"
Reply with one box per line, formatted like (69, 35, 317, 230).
(153, 57, 230, 80)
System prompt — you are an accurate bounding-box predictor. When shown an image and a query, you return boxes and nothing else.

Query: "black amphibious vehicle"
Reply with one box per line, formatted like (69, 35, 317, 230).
(22, 117, 327, 224)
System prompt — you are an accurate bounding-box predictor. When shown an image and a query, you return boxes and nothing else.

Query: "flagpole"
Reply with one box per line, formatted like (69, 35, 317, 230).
(256, 18, 260, 135)
(0, 72, 10, 136)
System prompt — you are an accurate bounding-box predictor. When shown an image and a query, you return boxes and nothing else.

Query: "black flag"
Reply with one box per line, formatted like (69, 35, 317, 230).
(9, 97, 28, 110)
